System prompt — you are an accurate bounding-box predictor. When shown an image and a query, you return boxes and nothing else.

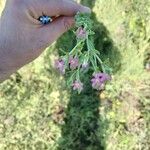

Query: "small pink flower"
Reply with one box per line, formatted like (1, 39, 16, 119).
(54, 59, 65, 74)
(76, 27, 87, 39)
(69, 56, 79, 70)
(91, 73, 111, 90)
(72, 80, 83, 93)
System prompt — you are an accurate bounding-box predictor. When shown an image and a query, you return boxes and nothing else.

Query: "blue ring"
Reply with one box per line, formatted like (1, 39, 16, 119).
(39, 16, 53, 25)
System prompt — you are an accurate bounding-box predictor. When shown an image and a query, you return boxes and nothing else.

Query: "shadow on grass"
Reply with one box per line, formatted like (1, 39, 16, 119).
(56, 0, 122, 149)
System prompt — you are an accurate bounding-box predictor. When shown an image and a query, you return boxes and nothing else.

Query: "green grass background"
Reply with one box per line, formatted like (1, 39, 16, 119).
(0, 0, 150, 150)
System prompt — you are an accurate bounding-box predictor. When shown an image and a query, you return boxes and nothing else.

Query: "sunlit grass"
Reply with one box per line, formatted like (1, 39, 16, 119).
(0, 0, 150, 150)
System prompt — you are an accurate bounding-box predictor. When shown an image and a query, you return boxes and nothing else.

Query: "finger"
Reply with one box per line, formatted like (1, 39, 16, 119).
(36, 16, 75, 50)
(38, 0, 91, 17)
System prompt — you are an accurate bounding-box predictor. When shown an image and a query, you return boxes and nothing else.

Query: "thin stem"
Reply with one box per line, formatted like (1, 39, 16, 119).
(76, 66, 80, 81)
(94, 54, 106, 72)
(94, 53, 103, 65)
(69, 40, 84, 55)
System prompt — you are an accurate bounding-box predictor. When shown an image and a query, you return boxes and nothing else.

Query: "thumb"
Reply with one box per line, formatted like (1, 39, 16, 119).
(37, 16, 75, 48)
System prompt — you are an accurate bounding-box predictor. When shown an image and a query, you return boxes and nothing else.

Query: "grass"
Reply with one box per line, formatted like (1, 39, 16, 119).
(0, 0, 150, 150)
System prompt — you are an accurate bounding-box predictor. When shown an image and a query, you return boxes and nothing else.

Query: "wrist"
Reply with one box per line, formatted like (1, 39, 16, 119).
(0, 40, 9, 82)
(0, 29, 17, 82)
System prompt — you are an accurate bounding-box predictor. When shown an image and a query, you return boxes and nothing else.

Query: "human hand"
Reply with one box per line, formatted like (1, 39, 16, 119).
(0, 0, 90, 81)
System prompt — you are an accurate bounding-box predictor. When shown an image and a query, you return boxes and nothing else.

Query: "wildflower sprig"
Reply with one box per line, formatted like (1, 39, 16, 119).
(54, 13, 111, 93)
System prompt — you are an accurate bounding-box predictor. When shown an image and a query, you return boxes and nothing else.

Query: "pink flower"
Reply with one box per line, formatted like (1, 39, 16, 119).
(72, 80, 83, 93)
(69, 56, 79, 70)
(54, 59, 65, 74)
(76, 27, 87, 39)
(91, 73, 111, 90)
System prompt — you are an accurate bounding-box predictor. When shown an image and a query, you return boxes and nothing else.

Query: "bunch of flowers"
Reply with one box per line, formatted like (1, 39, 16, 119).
(54, 13, 112, 93)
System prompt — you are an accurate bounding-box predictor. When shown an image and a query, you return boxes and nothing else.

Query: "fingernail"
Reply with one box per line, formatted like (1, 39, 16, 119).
(80, 6, 91, 14)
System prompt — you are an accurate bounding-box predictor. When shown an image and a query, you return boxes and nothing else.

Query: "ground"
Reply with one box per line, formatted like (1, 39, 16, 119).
(0, 0, 150, 150)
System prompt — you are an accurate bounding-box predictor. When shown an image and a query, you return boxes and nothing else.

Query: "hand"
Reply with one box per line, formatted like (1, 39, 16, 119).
(0, 0, 90, 82)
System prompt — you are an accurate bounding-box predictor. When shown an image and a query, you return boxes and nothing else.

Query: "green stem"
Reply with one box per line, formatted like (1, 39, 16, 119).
(94, 54, 106, 72)
(69, 40, 84, 55)
(76, 66, 80, 81)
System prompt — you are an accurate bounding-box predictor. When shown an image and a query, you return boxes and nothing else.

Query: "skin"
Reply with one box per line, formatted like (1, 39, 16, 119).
(0, 0, 91, 82)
